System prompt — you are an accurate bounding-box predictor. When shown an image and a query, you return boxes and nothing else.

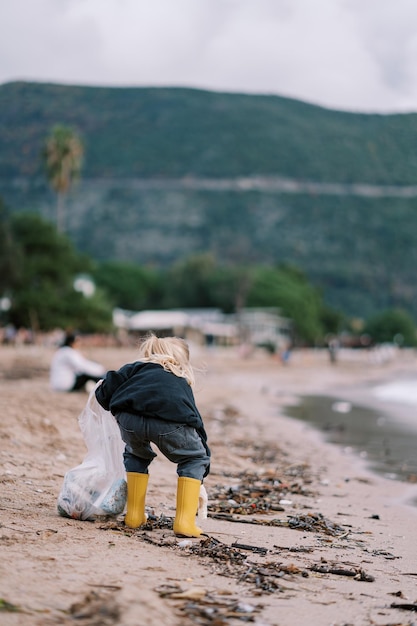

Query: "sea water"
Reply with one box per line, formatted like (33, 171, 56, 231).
(372, 379, 417, 406)
(284, 377, 417, 484)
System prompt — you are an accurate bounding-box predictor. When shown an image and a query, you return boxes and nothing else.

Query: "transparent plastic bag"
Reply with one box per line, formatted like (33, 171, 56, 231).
(57, 384, 127, 521)
(197, 484, 208, 522)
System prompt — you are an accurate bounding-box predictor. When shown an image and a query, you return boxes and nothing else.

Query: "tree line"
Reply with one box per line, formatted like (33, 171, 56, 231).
(1, 203, 416, 347)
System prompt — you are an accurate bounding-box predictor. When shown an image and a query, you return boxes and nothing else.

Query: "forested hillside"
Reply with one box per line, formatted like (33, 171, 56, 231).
(1, 81, 417, 319)
(2, 81, 417, 182)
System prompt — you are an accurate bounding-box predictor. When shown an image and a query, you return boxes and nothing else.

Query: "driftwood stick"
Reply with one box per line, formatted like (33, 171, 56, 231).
(390, 602, 417, 611)
(208, 513, 265, 525)
(310, 565, 375, 582)
(231, 542, 268, 554)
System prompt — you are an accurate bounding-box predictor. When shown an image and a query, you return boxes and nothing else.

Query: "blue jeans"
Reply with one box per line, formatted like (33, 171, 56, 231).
(116, 412, 210, 481)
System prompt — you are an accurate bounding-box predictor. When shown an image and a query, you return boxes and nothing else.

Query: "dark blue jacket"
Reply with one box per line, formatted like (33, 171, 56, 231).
(95, 361, 210, 457)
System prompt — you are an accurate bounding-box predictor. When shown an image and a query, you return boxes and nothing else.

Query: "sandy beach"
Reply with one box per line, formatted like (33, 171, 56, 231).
(1, 343, 417, 626)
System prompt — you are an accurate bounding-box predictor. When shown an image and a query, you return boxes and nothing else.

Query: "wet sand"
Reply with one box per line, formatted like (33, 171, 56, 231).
(1, 343, 417, 626)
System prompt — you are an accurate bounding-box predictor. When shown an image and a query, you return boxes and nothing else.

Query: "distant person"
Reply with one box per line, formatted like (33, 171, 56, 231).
(327, 336, 340, 364)
(3, 324, 16, 345)
(280, 340, 292, 365)
(50, 332, 106, 392)
(95, 333, 210, 537)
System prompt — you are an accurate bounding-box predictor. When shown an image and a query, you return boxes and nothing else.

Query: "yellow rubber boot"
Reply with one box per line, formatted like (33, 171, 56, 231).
(124, 472, 149, 529)
(173, 476, 202, 537)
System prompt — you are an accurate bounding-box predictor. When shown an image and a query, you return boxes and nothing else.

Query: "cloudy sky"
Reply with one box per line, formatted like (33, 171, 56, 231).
(1, 0, 417, 113)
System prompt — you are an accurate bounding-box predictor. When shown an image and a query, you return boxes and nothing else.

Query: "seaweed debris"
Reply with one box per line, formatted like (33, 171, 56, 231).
(209, 468, 315, 516)
(188, 537, 309, 594)
(155, 584, 263, 624)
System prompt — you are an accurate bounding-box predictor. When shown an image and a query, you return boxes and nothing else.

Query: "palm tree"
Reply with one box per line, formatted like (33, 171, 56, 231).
(43, 125, 84, 232)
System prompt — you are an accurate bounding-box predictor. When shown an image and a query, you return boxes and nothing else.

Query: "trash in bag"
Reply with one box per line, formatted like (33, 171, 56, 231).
(57, 384, 127, 521)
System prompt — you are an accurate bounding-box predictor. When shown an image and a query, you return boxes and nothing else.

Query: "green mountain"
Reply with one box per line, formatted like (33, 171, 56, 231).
(1, 81, 417, 319)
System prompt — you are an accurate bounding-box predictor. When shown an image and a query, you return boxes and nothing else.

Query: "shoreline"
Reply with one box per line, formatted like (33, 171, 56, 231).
(283, 391, 417, 485)
(1, 344, 417, 625)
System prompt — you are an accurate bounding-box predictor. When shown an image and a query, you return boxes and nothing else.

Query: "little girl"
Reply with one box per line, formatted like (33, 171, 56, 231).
(95, 333, 210, 537)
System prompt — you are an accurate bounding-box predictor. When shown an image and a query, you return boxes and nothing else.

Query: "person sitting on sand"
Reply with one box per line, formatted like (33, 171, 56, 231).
(50, 332, 106, 392)
(95, 333, 210, 538)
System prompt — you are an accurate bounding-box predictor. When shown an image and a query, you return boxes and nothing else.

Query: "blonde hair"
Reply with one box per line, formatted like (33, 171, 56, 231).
(137, 333, 195, 386)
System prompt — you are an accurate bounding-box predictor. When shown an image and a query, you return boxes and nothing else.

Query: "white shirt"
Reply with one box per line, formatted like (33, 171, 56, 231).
(50, 346, 105, 391)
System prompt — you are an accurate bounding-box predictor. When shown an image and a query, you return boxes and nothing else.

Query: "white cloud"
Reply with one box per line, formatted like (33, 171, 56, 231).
(0, 0, 417, 112)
